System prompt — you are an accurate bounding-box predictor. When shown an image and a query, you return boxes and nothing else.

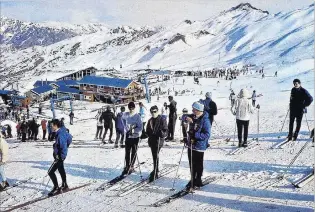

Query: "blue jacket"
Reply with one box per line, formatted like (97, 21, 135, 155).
(53, 128, 69, 160)
(116, 112, 126, 132)
(185, 112, 211, 151)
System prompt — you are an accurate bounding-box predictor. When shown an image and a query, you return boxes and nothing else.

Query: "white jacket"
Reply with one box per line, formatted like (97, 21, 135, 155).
(0, 136, 8, 164)
(232, 89, 254, 121)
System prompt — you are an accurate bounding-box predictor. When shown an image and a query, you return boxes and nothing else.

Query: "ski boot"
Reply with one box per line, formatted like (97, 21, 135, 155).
(242, 142, 248, 148)
(127, 166, 135, 175)
(60, 182, 69, 192)
(238, 141, 242, 148)
(48, 186, 61, 196)
(121, 167, 129, 176)
(287, 135, 293, 141)
(108, 140, 114, 144)
(148, 171, 159, 182)
(114, 143, 119, 148)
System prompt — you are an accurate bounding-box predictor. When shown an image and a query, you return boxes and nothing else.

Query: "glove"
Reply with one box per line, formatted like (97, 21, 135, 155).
(256, 104, 260, 109)
(303, 108, 307, 113)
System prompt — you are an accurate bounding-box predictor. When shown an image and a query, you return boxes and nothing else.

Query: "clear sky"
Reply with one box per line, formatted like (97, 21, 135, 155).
(1, 0, 313, 26)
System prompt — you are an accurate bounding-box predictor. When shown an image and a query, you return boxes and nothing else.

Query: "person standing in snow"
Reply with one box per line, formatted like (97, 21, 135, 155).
(48, 119, 71, 196)
(231, 89, 255, 147)
(20, 120, 27, 142)
(101, 106, 116, 144)
(252, 90, 257, 107)
(229, 90, 236, 107)
(115, 106, 126, 148)
(179, 108, 189, 143)
(167, 96, 177, 141)
(121, 102, 142, 175)
(184, 102, 211, 189)
(95, 116, 103, 140)
(288, 79, 313, 141)
(274, 71, 278, 77)
(41, 119, 47, 140)
(139, 102, 148, 139)
(201, 92, 217, 125)
(146, 105, 168, 182)
(161, 102, 168, 121)
(0, 133, 9, 191)
(69, 112, 74, 125)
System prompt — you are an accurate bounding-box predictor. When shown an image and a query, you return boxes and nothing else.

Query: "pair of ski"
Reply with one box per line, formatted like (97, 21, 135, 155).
(271, 138, 294, 149)
(228, 141, 259, 155)
(96, 161, 146, 191)
(114, 165, 177, 197)
(147, 176, 216, 207)
(1, 183, 91, 212)
(291, 171, 314, 188)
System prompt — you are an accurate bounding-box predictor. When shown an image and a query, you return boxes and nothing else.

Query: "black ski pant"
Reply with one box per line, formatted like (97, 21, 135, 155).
(252, 100, 256, 107)
(22, 133, 26, 142)
(70, 117, 73, 125)
(102, 126, 113, 142)
(168, 114, 177, 140)
(48, 159, 67, 188)
(42, 130, 47, 140)
(236, 119, 249, 145)
(124, 137, 139, 169)
(28, 129, 32, 139)
(187, 148, 204, 185)
(95, 126, 103, 139)
(115, 128, 124, 145)
(140, 122, 148, 139)
(289, 111, 303, 137)
(150, 144, 162, 174)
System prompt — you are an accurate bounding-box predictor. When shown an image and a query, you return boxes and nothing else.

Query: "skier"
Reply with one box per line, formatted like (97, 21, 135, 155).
(20, 120, 27, 142)
(201, 92, 217, 125)
(288, 79, 313, 141)
(274, 71, 278, 77)
(101, 106, 115, 144)
(16, 122, 21, 139)
(115, 106, 126, 148)
(161, 102, 168, 120)
(47, 121, 53, 141)
(48, 119, 72, 196)
(184, 102, 211, 189)
(0, 133, 9, 191)
(41, 119, 47, 140)
(167, 96, 177, 141)
(139, 102, 148, 139)
(229, 90, 236, 107)
(252, 90, 257, 107)
(146, 105, 168, 182)
(121, 102, 142, 175)
(69, 112, 74, 125)
(179, 108, 189, 143)
(6, 125, 12, 138)
(95, 116, 103, 140)
(231, 89, 255, 147)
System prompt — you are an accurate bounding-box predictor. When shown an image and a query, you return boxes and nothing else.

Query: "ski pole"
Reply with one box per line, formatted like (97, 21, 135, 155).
(232, 120, 236, 146)
(170, 143, 185, 191)
(154, 138, 161, 182)
(304, 113, 311, 134)
(136, 154, 143, 180)
(257, 108, 259, 142)
(190, 142, 193, 193)
(278, 108, 289, 138)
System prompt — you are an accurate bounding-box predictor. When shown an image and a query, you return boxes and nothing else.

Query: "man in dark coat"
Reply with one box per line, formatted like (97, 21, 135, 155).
(101, 106, 116, 144)
(201, 92, 217, 125)
(146, 105, 168, 181)
(288, 79, 313, 141)
(167, 96, 177, 141)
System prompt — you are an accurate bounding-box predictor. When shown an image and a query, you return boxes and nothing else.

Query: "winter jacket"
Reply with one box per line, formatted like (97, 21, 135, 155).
(115, 112, 126, 132)
(168, 100, 177, 116)
(41, 120, 47, 130)
(146, 115, 168, 147)
(185, 112, 211, 152)
(232, 97, 254, 121)
(20, 122, 28, 133)
(290, 87, 313, 114)
(97, 117, 103, 127)
(122, 112, 142, 139)
(252, 93, 257, 101)
(0, 135, 8, 164)
(101, 110, 116, 128)
(202, 98, 218, 121)
(53, 128, 69, 160)
(161, 106, 168, 116)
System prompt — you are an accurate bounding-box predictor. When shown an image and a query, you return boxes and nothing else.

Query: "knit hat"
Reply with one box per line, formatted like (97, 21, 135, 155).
(293, 79, 301, 84)
(205, 92, 212, 98)
(182, 108, 188, 113)
(192, 102, 204, 112)
(239, 89, 250, 98)
(128, 102, 135, 109)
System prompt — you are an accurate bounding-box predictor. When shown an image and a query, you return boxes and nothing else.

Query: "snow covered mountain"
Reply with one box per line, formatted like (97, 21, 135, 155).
(1, 3, 314, 91)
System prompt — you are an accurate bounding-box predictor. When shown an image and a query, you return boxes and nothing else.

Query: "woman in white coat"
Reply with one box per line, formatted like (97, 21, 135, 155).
(0, 133, 9, 190)
(231, 89, 255, 147)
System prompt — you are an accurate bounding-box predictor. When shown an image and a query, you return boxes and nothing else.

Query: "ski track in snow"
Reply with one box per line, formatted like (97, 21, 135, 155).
(0, 60, 314, 212)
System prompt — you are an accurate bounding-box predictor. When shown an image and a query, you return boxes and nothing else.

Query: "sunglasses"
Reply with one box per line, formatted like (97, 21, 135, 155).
(128, 107, 135, 110)
(294, 83, 299, 85)
(150, 110, 158, 113)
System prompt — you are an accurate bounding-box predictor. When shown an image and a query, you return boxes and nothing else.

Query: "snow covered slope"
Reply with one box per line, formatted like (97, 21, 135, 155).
(1, 3, 313, 91)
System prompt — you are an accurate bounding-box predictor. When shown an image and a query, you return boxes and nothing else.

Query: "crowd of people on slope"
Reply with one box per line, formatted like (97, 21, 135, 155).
(0, 78, 313, 196)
